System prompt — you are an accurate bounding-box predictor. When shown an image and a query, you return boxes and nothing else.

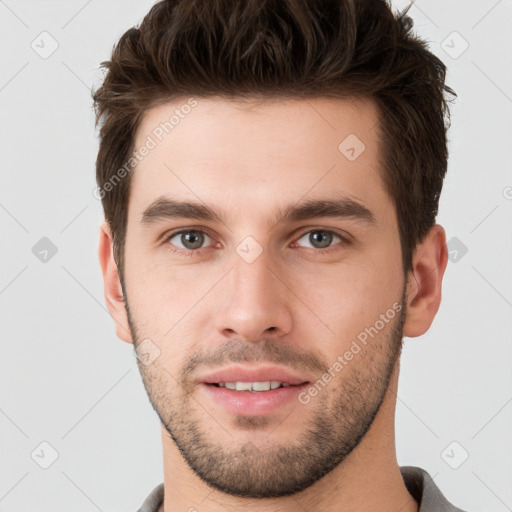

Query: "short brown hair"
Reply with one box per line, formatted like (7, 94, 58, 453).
(93, 0, 455, 280)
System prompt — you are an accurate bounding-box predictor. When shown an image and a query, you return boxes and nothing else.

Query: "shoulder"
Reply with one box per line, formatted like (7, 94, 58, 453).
(400, 466, 468, 512)
(136, 483, 164, 512)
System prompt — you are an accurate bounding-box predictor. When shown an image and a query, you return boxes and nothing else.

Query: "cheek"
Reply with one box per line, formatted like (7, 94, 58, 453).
(288, 256, 402, 344)
(124, 256, 224, 338)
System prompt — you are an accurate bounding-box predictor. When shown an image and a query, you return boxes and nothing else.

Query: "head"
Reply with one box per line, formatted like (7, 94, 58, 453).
(95, 0, 452, 499)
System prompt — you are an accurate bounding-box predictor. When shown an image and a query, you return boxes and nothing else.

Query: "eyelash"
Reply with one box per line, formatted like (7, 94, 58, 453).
(162, 227, 351, 256)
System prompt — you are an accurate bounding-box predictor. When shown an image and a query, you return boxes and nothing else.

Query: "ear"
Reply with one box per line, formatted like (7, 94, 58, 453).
(403, 224, 448, 338)
(98, 221, 133, 344)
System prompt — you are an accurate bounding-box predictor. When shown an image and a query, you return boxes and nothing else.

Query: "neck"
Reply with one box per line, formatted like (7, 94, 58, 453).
(158, 360, 418, 512)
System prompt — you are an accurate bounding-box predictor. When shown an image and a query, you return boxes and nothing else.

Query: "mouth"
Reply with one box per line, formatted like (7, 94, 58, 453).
(198, 365, 311, 416)
(199, 364, 310, 386)
(208, 381, 299, 391)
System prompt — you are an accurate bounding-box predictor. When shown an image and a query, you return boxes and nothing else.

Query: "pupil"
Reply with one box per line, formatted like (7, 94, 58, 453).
(183, 231, 203, 249)
(311, 231, 332, 248)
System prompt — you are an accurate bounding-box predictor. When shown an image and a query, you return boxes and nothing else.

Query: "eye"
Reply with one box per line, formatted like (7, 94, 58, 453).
(164, 227, 349, 256)
(167, 229, 213, 252)
(295, 229, 346, 251)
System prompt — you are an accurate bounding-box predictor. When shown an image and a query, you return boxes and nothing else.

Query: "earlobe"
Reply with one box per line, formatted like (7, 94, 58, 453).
(98, 222, 134, 344)
(402, 224, 448, 338)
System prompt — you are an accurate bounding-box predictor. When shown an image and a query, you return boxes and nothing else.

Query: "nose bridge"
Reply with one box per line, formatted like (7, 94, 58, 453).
(232, 237, 276, 299)
(216, 239, 293, 340)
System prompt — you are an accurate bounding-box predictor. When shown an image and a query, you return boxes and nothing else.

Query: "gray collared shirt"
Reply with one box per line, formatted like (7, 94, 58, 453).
(137, 466, 468, 511)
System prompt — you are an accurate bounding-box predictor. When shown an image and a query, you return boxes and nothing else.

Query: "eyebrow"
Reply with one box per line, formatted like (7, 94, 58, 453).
(140, 194, 376, 227)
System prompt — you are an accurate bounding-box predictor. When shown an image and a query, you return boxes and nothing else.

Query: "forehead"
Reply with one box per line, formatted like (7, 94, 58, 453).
(129, 96, 392, 228)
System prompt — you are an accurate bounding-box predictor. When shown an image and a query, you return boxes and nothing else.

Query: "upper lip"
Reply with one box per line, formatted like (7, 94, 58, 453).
(198, 365, 310, 386)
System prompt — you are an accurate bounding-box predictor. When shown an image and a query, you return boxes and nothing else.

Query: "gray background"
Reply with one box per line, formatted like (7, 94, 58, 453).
(1, 0, 511, 510)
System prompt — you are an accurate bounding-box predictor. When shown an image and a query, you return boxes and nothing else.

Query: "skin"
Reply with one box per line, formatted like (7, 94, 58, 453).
(99, 96, 448, 512)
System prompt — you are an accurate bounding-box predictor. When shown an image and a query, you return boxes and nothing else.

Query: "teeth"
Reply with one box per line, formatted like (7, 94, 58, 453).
(217, 381, 290, 391)
(235, 381, 252, 391)
(252, 381, 271, 391)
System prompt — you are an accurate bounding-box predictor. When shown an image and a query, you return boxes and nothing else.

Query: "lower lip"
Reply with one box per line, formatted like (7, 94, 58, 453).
(200, 383, 309, 416)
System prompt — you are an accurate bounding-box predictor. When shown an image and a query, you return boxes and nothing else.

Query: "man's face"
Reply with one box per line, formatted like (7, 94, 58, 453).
(122, 97, 407, 497)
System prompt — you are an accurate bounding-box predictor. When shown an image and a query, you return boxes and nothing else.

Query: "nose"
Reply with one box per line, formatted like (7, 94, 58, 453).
(215, 247, 293, 342)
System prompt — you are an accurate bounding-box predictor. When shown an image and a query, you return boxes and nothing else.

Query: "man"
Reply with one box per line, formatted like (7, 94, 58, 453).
(93, 0, 466, 510)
